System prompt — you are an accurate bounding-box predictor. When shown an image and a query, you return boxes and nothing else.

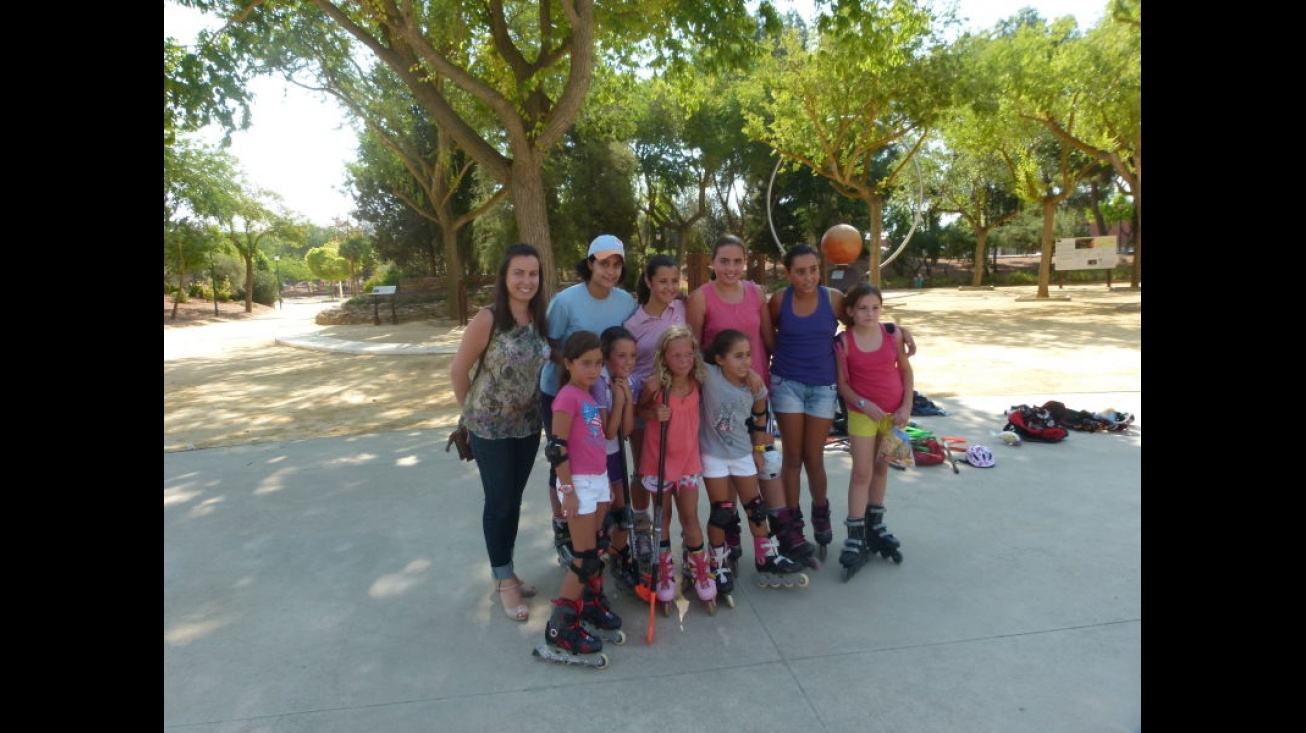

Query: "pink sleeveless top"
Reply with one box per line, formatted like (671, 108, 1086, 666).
(699, 281, 769, 384)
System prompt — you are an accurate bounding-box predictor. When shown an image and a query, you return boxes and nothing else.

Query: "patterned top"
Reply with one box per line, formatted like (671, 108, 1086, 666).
(464, 323, 549, 439)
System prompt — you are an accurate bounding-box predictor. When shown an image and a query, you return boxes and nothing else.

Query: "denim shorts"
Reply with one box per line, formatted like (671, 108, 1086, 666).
(769, 375, 838, 419)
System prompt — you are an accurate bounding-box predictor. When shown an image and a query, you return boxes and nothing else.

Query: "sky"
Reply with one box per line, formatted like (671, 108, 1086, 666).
(165, 0, 1108, 227)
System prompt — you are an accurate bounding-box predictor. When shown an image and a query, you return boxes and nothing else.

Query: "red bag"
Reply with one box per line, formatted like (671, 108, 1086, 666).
(912, 437, 948, 466)
(1004, 405, 1068, 443)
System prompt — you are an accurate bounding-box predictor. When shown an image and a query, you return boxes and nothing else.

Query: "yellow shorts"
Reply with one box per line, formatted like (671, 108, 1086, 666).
(847, 411, 894, 439)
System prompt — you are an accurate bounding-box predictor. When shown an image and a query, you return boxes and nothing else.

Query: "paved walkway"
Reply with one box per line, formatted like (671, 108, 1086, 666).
(165, 291, 1141, 733)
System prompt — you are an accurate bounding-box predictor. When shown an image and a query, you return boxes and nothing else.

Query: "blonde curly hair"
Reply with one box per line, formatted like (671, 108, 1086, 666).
(650, 325, 705, 392)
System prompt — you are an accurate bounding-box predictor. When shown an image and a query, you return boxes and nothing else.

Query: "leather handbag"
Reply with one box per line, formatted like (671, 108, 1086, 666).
(445, 419, 474, 461)
(446, 337, 488, 462)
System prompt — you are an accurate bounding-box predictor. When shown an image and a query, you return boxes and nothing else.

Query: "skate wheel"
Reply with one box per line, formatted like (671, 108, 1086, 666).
(611, 630, 627, 646)
(594, 653, 611, 670)
(840, 566, 852, 582)
(890, 551, 903, 564)
(817, 544, 828, 561)
(724, 594, 735, 609)
(705, 600, 716, 616)
(796, 573, 810, 587)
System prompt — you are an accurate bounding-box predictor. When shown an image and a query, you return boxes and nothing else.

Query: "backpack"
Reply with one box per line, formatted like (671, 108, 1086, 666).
(1040, 400, 1113, 432)
(903, 425, 947, 466)
(1003, 404, 1068, 443)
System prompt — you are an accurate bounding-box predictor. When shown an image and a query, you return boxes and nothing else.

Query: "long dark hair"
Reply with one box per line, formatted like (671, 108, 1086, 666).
(783, 243, 818, 270)
(491, 243, 548, 336)
(708, 234, 748, 282)
(636, 254, 678, 304)
(702, 328, 749, 365)
(841, 283, 883, 328)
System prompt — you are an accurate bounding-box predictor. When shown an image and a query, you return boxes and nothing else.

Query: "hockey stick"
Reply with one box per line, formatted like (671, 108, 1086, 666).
(619, 422, 652, 604)
(646, 385, 669, 645)
(940, 436, 962, 474)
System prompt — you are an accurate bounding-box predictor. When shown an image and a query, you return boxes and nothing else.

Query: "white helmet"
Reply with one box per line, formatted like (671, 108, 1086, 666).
(966, 445, 995, 468)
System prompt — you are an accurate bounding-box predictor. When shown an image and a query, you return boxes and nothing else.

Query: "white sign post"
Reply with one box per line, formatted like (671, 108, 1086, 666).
(1054, 236, 1120, 288)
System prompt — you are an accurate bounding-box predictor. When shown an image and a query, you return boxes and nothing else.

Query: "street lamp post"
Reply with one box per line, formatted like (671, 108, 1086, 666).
(274, 255, 282, 309)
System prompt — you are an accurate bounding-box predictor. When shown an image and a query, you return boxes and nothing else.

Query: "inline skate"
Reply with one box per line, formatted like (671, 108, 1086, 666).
(838, 517, 873, 582)
(580, 578, 626, 646)
(709, 544, 736, 609)
(865, 504, 903, 564)
(810, 501, 833, 561)
(680, 546, 718, 615)
(532, 597, 609, 669)
(769, 507, 820, 570)
(754, 534, 809, 588)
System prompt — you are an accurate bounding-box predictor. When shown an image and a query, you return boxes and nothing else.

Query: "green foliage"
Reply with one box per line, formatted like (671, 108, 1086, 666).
(1001, 270, 1038, 285)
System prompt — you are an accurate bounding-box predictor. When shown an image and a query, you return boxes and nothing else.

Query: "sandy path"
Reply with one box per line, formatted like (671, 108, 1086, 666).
(164, 285, 1140, 452)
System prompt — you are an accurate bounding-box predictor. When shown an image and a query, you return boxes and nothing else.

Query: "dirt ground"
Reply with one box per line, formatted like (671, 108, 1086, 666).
(163, 285, 1141, 453)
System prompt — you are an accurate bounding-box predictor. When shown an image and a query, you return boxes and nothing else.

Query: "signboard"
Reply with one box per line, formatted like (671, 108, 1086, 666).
(1054, 236, 1117, 271)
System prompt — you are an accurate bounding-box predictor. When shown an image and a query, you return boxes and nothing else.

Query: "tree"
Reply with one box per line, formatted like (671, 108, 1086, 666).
(742, 0, 958, 286)
(164, 138, 246, 319)
(990, 7, 1141, 288)
(306, 244, 352, 299)
(337, 234, 374, 296)
(206, 0, 778, 296)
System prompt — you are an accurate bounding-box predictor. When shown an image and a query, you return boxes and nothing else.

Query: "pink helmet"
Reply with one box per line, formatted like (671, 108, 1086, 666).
(965, 445, 995, 468)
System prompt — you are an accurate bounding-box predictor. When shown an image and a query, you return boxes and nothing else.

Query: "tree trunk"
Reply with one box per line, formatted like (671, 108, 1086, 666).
(1036, 198, 1058, 298)
(510, 152, 555, 296)
(971, 228, 990, 287)
(245, 256, 255, 312)
(865, 194, 884, 288)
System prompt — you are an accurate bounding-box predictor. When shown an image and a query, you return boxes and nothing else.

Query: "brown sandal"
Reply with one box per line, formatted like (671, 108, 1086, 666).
(494, 579, 530, 622)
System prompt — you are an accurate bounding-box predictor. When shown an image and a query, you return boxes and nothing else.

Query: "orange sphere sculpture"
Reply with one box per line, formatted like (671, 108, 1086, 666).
(821, 224, 863, 266)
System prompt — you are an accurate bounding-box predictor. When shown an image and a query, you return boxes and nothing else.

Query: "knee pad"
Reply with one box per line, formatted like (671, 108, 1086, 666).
(744, 496, 767, 527)
(568, 549, 604, 583)
(708, 501, 737, 530)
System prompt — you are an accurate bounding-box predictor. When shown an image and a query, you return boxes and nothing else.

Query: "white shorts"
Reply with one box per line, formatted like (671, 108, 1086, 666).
(701, 452, 757, 479)
(557, 473, 611, 516)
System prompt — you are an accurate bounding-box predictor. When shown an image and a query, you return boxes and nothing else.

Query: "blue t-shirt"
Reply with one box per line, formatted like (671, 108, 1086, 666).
(540, 283, 638, 396)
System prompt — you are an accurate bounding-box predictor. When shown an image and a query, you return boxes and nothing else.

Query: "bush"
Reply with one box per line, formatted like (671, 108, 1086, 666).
(252, 271, 279, 306)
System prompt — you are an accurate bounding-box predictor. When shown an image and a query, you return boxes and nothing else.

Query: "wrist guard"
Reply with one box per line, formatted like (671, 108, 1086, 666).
(545, 436, 569, 467)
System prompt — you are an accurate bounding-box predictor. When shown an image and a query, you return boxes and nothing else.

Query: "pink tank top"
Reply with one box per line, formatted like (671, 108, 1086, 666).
(638, 382, 703, 482)
(699, 281, 769, 384)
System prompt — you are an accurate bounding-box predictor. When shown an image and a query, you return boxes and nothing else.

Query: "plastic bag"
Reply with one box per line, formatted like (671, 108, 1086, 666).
(878, 426, 915, 469)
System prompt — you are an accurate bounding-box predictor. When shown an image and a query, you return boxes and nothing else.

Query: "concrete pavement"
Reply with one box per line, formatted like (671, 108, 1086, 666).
(164, 381, 1141, 732)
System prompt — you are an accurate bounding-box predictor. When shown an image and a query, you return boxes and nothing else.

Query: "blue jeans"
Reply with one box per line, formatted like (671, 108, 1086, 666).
(470, 430, 542, 579)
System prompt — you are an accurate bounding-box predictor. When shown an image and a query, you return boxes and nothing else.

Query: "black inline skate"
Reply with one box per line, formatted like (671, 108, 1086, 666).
(769, 507, 820, 570)
(865, 504, 903, 564)
(838, 517, 873, 582)
(580, 579, 626, 646)
(533, 597, 609, 669)
(754, 534, 809, 588)
(810, 501, 834, 561)
(709, 544, 737, 609)
(607, 545, 640, 595)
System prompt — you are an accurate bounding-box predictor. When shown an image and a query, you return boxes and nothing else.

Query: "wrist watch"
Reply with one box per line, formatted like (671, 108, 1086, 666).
(855, 398, 867, 410)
